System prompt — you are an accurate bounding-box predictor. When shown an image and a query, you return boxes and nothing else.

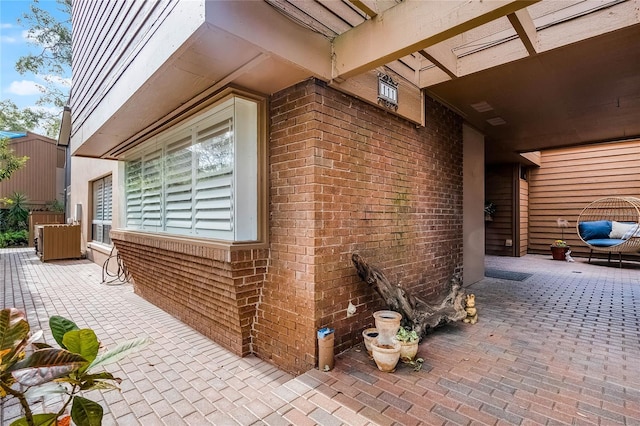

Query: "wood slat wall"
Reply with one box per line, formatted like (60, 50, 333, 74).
(528, 140, 640, 259)
(0, 135, 62, 206)
(485, 164, 515, 256)
(519, 175, 528, 256)
(71, 0, 177, 134)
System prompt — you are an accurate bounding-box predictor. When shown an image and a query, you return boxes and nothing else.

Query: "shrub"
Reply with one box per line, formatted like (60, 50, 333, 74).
(0, 229, 29, 248)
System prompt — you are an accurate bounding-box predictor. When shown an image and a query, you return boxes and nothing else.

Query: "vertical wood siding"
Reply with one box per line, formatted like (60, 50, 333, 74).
(71, 0, 178, 134)
(485, 164, 515, 256)
(0, 136, 62, 206)
(519, 175, 529, 256)
(528, 140, 640, 258)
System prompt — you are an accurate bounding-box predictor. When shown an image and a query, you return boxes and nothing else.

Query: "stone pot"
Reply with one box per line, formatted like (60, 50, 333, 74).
(399, 340, 418, 361)
(362, 328, 378, 356)
(373, 310, 402, 346)
(371, 339, 401, 372)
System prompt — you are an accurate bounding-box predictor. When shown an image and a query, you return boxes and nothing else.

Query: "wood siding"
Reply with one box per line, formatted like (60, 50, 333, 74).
(0, 134, 64, 206)
(519, 174, 529, 256)
(485, 164, 515, 256)
(528, 140, 640, 259)
(71, 0, 178, 137)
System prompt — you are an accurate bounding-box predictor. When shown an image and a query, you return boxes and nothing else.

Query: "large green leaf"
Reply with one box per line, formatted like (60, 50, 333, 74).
(0, 308, 29, 352)
(71, 396, 103, 426)
(49, 316, 79, 349)
(88, 337, 152, 370)
(10, 413, 58, 426)
(62, 329, 99, 364)
(11, 348, 88, 386)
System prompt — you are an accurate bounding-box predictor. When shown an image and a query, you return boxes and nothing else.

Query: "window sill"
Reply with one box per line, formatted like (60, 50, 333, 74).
(87, 242, 113, 255)
(109, 229, 268, 255)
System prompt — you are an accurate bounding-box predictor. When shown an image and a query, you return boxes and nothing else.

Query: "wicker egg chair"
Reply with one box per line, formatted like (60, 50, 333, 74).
(576, 196, 640, 266)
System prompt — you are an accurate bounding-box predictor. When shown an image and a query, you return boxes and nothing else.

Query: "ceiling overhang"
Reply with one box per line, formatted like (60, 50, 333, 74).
(75, 0, 640, 162)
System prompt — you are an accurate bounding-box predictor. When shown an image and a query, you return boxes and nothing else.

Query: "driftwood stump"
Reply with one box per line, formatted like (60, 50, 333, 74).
(352, 253, 467, 337)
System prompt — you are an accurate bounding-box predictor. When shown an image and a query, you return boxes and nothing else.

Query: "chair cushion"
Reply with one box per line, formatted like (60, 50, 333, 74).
(622, 225, 640, 239)
(610, 221, 638, 239)
(578, 220, 612, 241)
(586, 238, 625, 247)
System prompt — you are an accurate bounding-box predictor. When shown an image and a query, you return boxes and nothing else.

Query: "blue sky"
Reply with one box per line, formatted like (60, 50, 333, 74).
(0, 0, 71, 116)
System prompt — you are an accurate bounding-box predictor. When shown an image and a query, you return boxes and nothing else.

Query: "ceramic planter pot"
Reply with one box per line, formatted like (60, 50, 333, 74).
(399, 340, 418, 361)
(373, 310, 402, 346)
(362, 328, 378, 356)
(371, 339, 401, 372)
(550, 245, 569, 260)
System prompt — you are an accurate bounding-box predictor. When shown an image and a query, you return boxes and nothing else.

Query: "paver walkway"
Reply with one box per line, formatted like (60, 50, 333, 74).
(2, 248, 640, 425)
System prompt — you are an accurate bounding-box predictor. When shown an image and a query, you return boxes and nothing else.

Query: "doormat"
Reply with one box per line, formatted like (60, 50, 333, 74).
(485, 268, 533, 282)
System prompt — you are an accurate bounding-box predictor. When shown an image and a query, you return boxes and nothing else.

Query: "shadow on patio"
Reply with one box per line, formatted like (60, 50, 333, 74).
(2, 248, 639, 425)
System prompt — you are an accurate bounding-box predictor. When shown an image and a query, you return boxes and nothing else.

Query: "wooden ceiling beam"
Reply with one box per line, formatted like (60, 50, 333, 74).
(332, 0, 541, 80)
(418, 42, 459, 80)
(507, 8, 538, 55)
(347, 0, 378, 18)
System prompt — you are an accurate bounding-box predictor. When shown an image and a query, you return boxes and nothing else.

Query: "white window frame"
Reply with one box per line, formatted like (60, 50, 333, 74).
(92, 175, 113, 245)
(123, 95, 260, 242)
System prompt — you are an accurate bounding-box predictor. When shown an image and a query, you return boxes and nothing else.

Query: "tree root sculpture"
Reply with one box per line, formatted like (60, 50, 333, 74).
(352, 253, 467, 337)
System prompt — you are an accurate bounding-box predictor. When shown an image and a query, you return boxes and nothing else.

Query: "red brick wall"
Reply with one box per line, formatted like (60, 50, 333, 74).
(111, 79, 463, 375)
(111, 230, 268, 357)
(254, 79, 463, 374)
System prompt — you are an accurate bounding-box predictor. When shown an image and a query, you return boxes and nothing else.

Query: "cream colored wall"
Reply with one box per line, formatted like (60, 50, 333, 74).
(69, 156, 120, 265)
(463, 124, 485, 286)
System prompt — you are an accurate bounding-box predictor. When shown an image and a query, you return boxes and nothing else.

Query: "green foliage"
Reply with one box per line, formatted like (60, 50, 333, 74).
(396, 326, 419, 343)
(16, 0, 71, 109)
(49, 315, 79, 349)
(46, 199, 64, 213)
(2, 192, 30, 231)
(0, 138, 29, 183)
(0, 101, 43, 133)
(0, 230, 29, 248)
(0, 308, 151, 426)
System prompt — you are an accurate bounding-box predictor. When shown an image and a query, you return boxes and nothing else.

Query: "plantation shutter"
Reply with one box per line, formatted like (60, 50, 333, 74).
(194, 117, 233, 238)
(102, 176, 113, 244)
(125, 159, 143, 229)
(94, 179, 104, 222)
(93, 178, 104, 242)
(141, 150, 163, 231)
(164, 134, 193, 234)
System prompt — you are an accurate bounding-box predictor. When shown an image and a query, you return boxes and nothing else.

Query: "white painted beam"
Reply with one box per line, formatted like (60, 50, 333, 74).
(332, 0, 541, 79)
(507, 8, 538, 55)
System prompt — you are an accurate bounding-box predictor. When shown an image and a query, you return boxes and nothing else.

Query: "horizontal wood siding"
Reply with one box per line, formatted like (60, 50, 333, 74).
(71, 0, 177, 135)
(0, 135, 62, 206)
(519, 176, 528, 256)
(528, 140, 640, 259)
(485, 165, 514, 256)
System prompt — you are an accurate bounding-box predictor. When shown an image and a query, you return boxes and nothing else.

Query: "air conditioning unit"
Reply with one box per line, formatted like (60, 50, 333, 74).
(35, 224, 81, 262)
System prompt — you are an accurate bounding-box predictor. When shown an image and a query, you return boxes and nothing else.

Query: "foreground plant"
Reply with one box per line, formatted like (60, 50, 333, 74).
(0, 308, 151, 426)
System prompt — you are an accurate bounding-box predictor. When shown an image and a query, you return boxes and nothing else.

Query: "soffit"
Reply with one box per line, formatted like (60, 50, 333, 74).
(261, 0, 640, 163)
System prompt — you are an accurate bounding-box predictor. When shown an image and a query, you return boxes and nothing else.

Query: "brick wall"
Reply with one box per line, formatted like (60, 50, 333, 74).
(254, 78, 463, 374)
(111, 230, 268, 357)
(111, 79, 463, 375)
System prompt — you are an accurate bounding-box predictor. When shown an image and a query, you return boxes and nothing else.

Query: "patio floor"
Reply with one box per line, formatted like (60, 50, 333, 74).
(1, 247, 640, 425)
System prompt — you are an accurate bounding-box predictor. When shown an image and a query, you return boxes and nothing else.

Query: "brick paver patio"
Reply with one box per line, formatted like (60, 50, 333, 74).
(2, 247, 640, 425)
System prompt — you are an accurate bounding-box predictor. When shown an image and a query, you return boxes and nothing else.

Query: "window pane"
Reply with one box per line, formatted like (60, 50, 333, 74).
(123, 96, 259, 242)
